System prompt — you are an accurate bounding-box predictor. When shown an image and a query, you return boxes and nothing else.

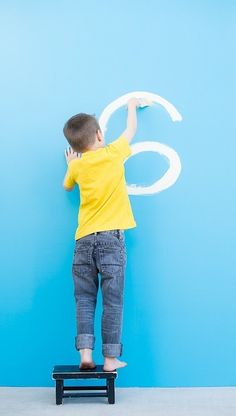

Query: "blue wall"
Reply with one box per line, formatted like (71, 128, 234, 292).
(1, 1, 236, 387)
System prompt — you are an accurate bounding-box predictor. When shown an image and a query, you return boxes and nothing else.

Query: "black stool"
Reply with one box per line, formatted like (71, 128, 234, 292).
(52, 365, 118, 404)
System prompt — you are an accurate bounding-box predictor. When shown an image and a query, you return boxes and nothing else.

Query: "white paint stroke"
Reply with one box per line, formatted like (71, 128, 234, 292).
(127, 141, 181, 195)
(98, 91, 183, 195)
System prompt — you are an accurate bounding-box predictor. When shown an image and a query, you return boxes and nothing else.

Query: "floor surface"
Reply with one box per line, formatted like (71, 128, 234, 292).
(0, 386, 236, 415)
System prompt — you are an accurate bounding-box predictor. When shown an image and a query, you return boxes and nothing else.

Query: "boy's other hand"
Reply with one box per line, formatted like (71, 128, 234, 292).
(64, 146, 81, 165)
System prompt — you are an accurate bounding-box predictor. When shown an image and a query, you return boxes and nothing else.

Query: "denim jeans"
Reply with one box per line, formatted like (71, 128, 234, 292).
(72, 229, 127, 358)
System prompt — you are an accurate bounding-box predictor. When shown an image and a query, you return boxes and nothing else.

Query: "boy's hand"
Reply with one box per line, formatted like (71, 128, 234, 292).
(64, 146, 81, 165)
(127, 97, 153, 108)
(138, 97, 153, 108)
(127, 97, 140, 108)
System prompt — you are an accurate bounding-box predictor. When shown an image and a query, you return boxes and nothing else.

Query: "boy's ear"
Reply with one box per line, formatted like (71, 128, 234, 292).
(96, 129, 103, 142)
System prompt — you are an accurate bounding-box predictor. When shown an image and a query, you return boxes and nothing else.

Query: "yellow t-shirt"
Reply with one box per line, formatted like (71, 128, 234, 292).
(64, 134, 137, 240)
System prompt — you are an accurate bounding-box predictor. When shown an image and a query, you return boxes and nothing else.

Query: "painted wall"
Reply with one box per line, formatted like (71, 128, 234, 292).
(1, 1, 236, 387)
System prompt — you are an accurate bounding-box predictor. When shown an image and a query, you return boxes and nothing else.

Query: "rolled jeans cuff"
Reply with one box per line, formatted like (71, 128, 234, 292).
(75, 334, 95, 350)
(102, 342, 123, 357)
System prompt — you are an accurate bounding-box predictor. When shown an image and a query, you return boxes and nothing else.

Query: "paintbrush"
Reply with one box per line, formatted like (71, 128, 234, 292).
(137, 97, 153, 108)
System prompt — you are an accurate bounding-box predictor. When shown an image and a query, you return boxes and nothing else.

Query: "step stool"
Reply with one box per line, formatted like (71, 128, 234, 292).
(52, 365, 118, 404)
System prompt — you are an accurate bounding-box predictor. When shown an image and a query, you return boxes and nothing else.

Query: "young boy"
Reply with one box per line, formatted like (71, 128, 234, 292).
(63, 97, 151, 371)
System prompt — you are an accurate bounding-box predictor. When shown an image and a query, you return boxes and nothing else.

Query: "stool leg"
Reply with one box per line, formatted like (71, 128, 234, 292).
(107, 378, 115, 404)
(56, 379, 64, 405)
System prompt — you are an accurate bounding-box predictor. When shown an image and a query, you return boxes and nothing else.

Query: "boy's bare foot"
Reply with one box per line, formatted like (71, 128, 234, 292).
(79, 348, 96, 370)
(79, 360, 96, 370)
(103, 357, 128, 371)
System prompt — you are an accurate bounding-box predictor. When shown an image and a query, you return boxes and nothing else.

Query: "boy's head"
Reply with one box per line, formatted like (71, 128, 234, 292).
(63, 113, 105, 153)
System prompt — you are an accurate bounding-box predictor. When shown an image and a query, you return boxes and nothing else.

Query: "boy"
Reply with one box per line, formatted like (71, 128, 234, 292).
(63, 97, 151, 371)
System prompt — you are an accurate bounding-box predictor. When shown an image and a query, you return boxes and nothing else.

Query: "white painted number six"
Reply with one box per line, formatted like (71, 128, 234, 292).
(99, 91, 183, 195)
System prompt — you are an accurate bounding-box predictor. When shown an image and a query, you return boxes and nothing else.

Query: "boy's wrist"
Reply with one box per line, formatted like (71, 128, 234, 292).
(127, 97, 139, 109)
(127, 103, 137, 110)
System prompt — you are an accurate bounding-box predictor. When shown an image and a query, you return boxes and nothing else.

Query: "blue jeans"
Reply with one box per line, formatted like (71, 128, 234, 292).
(72, 229, 127, 358)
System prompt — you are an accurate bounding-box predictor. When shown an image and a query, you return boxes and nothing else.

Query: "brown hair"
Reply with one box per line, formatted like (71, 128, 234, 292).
(63, 113, 101, 152)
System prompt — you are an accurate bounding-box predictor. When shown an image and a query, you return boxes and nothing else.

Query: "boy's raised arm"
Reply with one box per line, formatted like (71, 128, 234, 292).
(121, 97, 152, 144)
(120, 98, 138, 144)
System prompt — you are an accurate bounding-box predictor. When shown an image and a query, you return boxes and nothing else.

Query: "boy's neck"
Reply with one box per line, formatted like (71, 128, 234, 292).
(83, 144, 105, 154)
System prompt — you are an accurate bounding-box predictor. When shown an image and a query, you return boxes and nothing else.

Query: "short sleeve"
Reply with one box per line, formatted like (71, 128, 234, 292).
(64, 164, 76, 188)
(106, 134, 132, 161)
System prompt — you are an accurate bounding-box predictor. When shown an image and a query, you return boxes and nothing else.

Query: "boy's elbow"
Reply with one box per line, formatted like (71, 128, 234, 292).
(63, 183, 74, 191)
(121, 127, 136, 143)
